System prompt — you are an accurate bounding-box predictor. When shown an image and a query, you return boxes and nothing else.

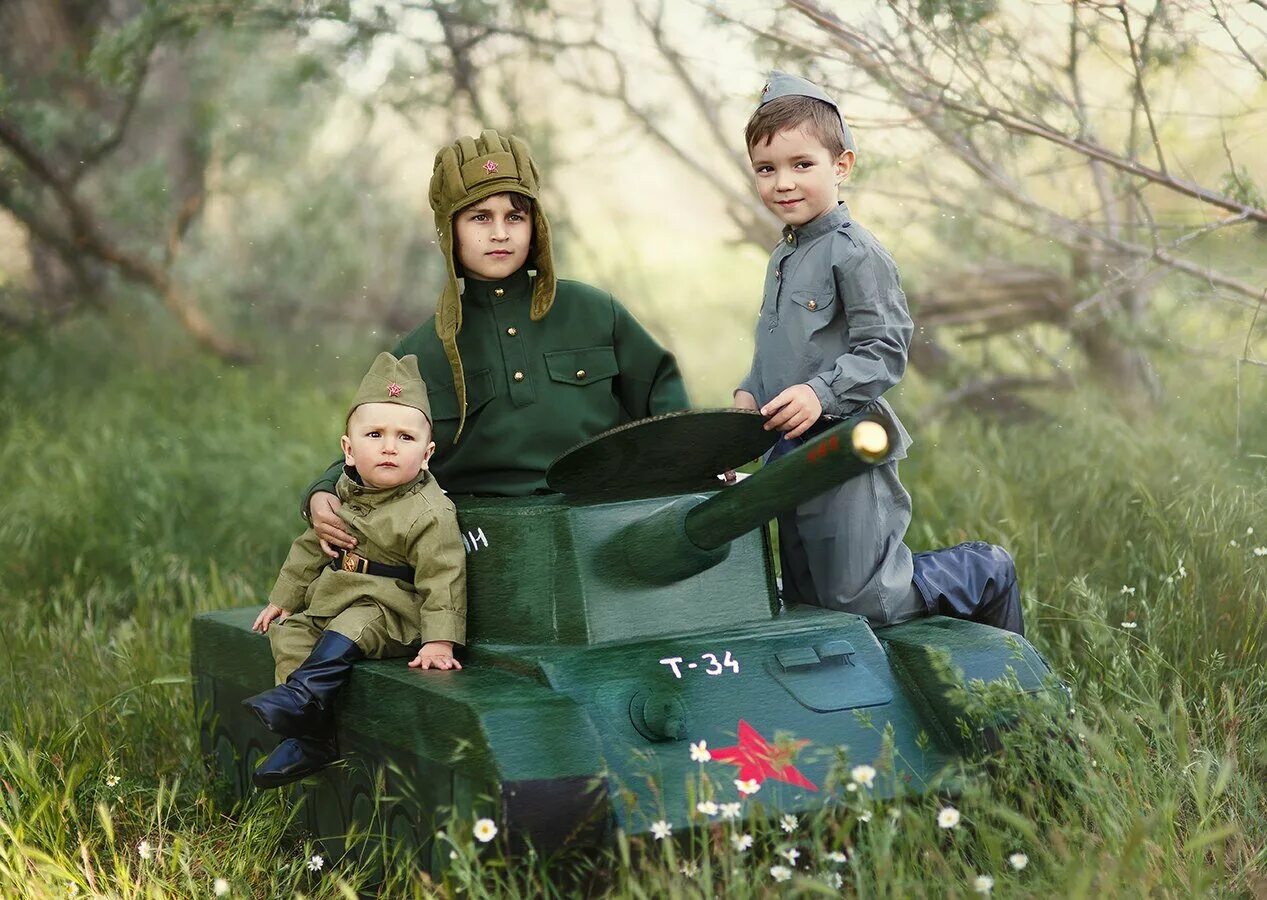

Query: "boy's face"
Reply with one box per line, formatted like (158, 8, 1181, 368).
(341, 402, 436, 490)
(454, 193, 532, 281)
(749, 125, 855, 227)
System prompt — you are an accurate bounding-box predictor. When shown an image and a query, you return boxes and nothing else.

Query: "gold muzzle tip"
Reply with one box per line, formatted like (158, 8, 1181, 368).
(851, 420, 890, 461)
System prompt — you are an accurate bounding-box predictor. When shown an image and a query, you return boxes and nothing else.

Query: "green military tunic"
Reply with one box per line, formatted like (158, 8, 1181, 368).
(305, 268, 689, 500)
(269, 467, 466, 682)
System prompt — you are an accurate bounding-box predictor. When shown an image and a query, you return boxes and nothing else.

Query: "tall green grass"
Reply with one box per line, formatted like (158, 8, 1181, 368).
(0, 329, 1263, 897)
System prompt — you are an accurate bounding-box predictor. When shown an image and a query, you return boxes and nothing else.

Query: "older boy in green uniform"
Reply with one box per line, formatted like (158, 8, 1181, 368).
(244, 352, 467, 788)
(303, 131, 688, 550)
(736, 73, 1024, 635)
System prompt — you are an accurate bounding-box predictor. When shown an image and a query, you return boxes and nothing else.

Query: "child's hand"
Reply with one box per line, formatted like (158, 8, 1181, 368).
(761, 384, 823, 439)
(733, 390, 759, 412)
(310, 491, 356, 558)
(409, 641, 462, 671)
(252, 604, 289, 634)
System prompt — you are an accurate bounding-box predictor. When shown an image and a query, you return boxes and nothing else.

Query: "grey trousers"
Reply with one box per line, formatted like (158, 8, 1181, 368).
(777, 460, 925, 626)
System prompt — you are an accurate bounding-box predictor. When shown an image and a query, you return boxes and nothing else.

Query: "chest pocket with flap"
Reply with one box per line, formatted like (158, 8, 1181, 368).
(544, 346, 619, 385)
(789, 290, 835, 314)
(427, 368, 496, 421)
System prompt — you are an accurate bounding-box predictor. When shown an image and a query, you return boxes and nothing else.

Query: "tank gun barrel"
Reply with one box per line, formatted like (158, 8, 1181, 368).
(617, 413, 895, 583)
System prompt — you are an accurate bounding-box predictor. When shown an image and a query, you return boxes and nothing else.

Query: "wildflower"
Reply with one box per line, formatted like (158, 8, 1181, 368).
(435, 830, 447, 841)
(973, 874, 994, 894)
(888, 807, 902, 821)
(735, 778, 760, 796)
(859, 810, 872, 823)
(845, 782, 857, 792)
(680, 860, 699, 877)
(1249, 527, 1255, 535)
(104, 774, 120, 788)
(1165, 576, 1174, 584)
(651, 820, 672, 841)
(822, 871, 844, 888)
(306, 854, 324, 872)
(780, 813, 798, 833)
(1121, 620, 1138, 629)
(213, 878, 230, 897)
(696, 801, 718, 817)
(449, 850, 458, 860)
(825, 850, 849, 864)
(770, 865, 792, 882)
(850, 764, 877, 788)
(473, 818, 498, 843)
(1254, 547, 1267, 557)
(66, 886, 79, 898)
(1119, 585, 1135, 595)
(137, 840, 154, 861)
(732, 833, 754, 852)
(690, 741, 711, 763)
(936, 806, 960, 829)
(720, 802, 742, 820)
(781, 847, 801, 865)
(1229, 539, 1238, 547)
(1177, 560, 1187, 578)
(1008, 851, 1029, 870)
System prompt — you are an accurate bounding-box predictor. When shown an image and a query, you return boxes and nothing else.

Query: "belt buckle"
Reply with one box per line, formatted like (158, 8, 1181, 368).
(341, 551, 367, 574)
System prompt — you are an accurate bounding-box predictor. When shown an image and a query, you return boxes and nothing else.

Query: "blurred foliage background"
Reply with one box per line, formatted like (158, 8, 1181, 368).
(1, 0, 1266, 896)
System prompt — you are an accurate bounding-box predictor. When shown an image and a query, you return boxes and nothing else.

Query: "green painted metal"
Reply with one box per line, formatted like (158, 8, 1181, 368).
(192, 411, 1055, 868)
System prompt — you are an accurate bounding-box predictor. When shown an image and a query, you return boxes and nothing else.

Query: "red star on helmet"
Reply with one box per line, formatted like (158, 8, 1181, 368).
(709, 720, 818, 792)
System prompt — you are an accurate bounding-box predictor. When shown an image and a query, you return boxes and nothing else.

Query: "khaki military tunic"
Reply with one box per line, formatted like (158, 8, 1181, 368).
(305, 268, 689, 501)
(738, 202, 923, 626)
(269, 468, 466, 682)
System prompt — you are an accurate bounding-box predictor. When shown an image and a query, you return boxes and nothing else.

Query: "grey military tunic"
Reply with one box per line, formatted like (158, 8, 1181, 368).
(738, 202, 923, 626)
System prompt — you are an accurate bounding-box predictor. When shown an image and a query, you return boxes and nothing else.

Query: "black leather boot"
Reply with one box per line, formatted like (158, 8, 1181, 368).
(252, 735, 339, 789)
(242, 631, 364, 738)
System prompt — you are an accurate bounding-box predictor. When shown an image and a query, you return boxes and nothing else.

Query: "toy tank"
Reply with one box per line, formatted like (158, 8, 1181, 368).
(192, 410, 1053, 870)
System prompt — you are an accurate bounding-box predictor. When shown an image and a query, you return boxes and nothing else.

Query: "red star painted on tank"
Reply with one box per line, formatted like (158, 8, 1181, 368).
(709, 720, 818, 792)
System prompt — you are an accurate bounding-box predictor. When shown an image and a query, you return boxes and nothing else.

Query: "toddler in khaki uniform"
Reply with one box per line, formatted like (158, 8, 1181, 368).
(243, 352, 467, 788)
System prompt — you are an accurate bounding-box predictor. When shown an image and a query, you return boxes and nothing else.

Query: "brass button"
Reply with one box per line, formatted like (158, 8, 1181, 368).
(494, 288, 505, 298)
(513, 371, 525, 382)
(807, 299, 817, 310)
(576, 369, 587, 379)
(785, 234, 794, 244)
(506, 327, 517, 336)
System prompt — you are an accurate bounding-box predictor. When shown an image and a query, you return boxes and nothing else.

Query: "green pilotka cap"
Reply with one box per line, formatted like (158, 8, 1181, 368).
(759, 71, 857, 153)
(428, 129, 557, 443)
(348, 352, 432, 426)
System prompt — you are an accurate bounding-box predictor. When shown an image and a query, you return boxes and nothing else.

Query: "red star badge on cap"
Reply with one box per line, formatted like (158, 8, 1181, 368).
(709, 720, 818, 793)
(387, 382, 402, 397)
(483, 159, 498, 174)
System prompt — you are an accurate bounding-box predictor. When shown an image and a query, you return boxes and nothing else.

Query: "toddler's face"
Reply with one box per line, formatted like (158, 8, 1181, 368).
(341, 403, 436, 490)
(454, 193, 532, 281)
(750, 125, 854, 227)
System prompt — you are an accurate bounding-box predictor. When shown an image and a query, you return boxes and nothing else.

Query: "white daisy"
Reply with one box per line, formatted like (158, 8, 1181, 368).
(1121, 621, 1138, 629)
(780, 813, 797, 833)
(780, 847, 800, 865)
(937, 806, 960, 829)
(859, 810, 872, 823)
(306, 854, 324, 872)
(696, 800, 718, 817)
(732, 833, 754, 852)
(888, 807, 902, 821)
(680, 859, 699, 877)
(735, 778, 760, 796)
(850, 764, 877, 788)
(719, 802, 742, 820)
(651, 820, 672, 841)
(1119, 585, 1135, 595)
(1008, 851, 1029, 870)
(973, 874, 994, 894)
(473, 818, 498, 843)
(104, 775, 120, 788)
(822, 871, 844, 888)
(689, 741, 711, 763)
(845, 782, 857, 792)
(825, 850, 849, 864)
(770, 864, 792, 882)
(213, 878, 230, 897)
(1254, 547, 1267, 557)
(137, 840, 153, 861)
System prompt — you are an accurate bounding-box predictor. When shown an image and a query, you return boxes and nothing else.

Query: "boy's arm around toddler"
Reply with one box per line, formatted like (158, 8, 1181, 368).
(808, 238, 913, 417)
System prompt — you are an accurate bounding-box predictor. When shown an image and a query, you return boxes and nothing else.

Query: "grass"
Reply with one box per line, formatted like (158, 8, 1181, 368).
(0, 326, 1264, 897)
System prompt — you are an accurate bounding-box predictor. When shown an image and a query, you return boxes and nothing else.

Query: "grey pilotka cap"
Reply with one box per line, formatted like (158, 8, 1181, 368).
(758, 71, 856, 153)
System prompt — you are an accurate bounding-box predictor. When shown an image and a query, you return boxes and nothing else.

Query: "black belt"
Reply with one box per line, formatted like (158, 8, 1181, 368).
(330, 550, 414, 581)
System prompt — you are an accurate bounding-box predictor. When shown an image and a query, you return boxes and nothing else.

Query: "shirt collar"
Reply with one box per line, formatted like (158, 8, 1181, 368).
(337, 466, 429, 506)
(782, 202, 851, 247)
(462, 265, 533, 308)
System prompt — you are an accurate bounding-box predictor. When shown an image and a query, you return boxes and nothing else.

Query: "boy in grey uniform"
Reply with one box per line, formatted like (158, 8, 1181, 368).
(735, 72, 1023, 635)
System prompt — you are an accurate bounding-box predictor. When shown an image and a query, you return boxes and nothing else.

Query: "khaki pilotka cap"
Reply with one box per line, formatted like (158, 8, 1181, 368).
(347, 352, 432, 426)
(758, 71, 857, 154)
(428, 130, 558, 442)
